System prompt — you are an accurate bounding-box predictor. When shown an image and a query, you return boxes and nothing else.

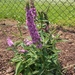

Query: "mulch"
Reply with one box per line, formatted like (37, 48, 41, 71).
(0, 19, 75, 75)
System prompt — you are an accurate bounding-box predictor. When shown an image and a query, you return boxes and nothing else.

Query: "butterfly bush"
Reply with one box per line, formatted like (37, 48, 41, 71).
(6, 1, 62, 75)
(26, 4, 41, 45)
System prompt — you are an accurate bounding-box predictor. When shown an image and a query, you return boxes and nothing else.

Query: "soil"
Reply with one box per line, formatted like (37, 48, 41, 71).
(0, 19, 75, 75)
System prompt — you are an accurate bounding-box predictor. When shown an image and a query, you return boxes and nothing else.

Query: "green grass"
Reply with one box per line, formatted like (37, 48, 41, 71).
(0, 0, 26, 22)
(0, 0, 75, 26)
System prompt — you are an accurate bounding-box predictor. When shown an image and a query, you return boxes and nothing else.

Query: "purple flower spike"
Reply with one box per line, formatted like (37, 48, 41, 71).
(26, 7, 41, 44)
(26, 2, 42, 48)
(19, 49, 28, 53)
(7, 37, 14, 47)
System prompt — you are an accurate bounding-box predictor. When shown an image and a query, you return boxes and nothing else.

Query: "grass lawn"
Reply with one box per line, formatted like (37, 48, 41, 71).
(0, 0, 75, 26)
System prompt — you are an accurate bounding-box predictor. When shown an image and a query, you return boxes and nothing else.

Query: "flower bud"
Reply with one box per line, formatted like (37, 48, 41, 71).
(7, 37, 14, 47)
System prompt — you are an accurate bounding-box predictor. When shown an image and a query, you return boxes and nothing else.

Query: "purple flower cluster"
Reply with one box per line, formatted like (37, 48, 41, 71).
(19, 49, 28, 53)
(7, 37, 14, 47)
(24, 39, 33, 46)
(7, 37, 27, 53)
(30, 8, 37, 19)
(30, 0, 37, 19)
(26, 7, 41, 44)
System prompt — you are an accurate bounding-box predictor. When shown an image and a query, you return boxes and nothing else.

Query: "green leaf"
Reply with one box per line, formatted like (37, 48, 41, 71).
(7, 47, 13, 51)
(32, 70, 39, 74)
(15, 61, 23, 75)
(25, 58, 35, 67)
(47, 73, 54, 75)
(11, 54, 23, 63)
(39, 69, 44, 75)
(14, 40, 22, 47)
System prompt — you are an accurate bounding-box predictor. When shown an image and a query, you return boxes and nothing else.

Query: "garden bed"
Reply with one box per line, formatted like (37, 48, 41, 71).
(0, 19, 75, 75)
